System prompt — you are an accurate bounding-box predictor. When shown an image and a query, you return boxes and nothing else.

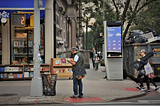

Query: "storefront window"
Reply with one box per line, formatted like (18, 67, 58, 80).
(11, 27, 34, 64)
(11, 20, 45, 65)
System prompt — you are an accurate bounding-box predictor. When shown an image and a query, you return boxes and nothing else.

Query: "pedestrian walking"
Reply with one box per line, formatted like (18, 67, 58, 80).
(136, 49, 149, 91)
(94, 54, 99, 71)
(67, 47, 84, 98)
(92, 47, 96, 69)
(136, 49, 159, 92)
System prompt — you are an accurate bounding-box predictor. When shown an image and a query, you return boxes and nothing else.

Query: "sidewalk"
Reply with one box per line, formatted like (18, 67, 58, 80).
(0, 65, 147, 105)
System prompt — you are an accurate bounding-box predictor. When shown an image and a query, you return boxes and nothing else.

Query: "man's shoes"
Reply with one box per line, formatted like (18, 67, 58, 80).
(78, 95, 83, 98)
(155, 87, 159, 91)
(70, 95, 78, 99)
(103, 76, 107, 79)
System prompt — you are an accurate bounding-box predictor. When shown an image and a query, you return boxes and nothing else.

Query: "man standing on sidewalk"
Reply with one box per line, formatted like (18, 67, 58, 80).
(67, 47, 84, 98)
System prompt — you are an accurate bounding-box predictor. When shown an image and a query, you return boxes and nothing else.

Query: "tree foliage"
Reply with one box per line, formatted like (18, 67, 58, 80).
(77, 0, 158, 51)
(110, 0, 158, 40)
(80, 0, 116, 51)
(130, 0, 160, 34)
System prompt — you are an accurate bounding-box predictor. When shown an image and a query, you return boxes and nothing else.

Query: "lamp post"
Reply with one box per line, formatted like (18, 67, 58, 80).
(30, 0, 43, 97)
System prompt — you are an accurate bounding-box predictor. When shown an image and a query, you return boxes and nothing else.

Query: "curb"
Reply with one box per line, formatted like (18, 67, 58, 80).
(110, 91, 148, 101)
(0, 101, 63, 105)
(0, 92, 148, 105)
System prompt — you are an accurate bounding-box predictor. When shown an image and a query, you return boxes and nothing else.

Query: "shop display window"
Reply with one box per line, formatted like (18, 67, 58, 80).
(11, 18, 45, 65)
(11, 28, 34, 64)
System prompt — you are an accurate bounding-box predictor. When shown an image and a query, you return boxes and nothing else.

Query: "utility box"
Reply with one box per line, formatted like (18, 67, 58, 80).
(104, 21, 123, 80)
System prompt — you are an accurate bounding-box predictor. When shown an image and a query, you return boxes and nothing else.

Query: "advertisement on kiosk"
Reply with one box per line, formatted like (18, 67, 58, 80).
(107, 26, 121, 53)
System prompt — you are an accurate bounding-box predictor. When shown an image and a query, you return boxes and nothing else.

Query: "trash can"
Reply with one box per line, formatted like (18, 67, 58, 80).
(42, 74, 57, 96)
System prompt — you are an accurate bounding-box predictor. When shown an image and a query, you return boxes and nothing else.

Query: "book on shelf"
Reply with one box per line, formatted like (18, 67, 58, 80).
(0, 67, 5, 72)
(8, 73, 14, 78)
(19, 41, 24, 47)
(55, 60, 61, 65)
(12, 61, 19, 64)
(0, 73, 3, 78)
(24, 72, 29, 78)
(14, 41, 19, 47)
(19, 68, 23, 71)
(16, 33, 22, 38)
(22, 33, 27, 38)
(14, 49, 18, 54)
(42, 67, 46, 71)
(61, 58, 66, 65)
(24, 41, 27, 46)
(30, 72, 34, 77)
(19, 48, 23, 53)
(3, 73, 8, 78)
(28, 41, 33, 47)
(5, 67, 19, 72)
(66, 58, 71, 65)
(16, 33, 27, 38)
(17, 74, 23, 78)
(28, 30, 33, 37)
(29, 49, 33, 53)
(53, 69, 59, 73)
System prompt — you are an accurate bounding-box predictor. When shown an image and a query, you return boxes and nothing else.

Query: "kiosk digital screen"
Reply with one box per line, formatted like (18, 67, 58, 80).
(107, 26, 121, 53)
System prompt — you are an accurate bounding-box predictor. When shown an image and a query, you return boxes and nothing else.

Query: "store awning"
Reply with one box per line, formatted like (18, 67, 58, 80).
(0, 0, 46, 18)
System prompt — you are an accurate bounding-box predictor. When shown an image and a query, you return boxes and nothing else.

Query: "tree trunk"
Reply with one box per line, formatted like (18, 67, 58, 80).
(123, 22, 131, 41)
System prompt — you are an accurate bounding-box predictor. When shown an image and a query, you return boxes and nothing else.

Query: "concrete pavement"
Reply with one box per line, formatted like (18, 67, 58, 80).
(0, 65, 148, 105)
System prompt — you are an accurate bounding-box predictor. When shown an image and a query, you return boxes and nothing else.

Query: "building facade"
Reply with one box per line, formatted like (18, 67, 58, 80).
(0, 0, 78, 65)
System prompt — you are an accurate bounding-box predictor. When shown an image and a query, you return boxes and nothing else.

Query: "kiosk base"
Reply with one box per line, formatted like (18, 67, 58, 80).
(106, 58, 123, 80)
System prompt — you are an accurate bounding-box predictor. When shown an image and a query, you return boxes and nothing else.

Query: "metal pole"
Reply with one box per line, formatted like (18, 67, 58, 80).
(30, 0, 43, 97)
(103, 0, 105, 59)
(86, 18, 88, 50)
(83, 32, 85, 49)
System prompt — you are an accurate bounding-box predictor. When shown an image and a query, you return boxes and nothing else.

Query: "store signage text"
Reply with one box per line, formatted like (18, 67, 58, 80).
(0, 11, 9, 18)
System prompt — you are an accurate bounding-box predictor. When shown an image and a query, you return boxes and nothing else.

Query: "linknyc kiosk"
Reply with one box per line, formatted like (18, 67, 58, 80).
(104, 21, 123, 80)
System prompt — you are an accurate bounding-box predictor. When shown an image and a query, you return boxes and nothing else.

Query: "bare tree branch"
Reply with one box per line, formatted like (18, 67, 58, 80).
(112, 0, 119, 20)
(123, 22, 131, 41)
(123, 0, 140, 41)
(137, 0, 158, 13)
(123, 0, 158, 41)
(122, 0, 131, 25)
(134, 0, 140, 12)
